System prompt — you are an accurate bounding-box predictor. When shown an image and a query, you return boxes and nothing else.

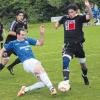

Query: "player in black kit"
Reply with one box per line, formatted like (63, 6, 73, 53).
(6, 12, 28, 75)
(0, 11, 28, 74)
(54, 0, 93, 85)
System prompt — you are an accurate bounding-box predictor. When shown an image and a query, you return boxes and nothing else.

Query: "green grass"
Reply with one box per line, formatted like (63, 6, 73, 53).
(0, 23, 100, 100)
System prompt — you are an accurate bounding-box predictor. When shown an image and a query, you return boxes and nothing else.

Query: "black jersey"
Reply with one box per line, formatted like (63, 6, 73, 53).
(5, 20, 27, 43)
(59, 15, 90, 43)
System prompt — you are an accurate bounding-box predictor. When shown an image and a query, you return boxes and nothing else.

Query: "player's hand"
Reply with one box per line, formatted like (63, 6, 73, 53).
(84, 0, 90, 7)
(40, 24, 45, 35)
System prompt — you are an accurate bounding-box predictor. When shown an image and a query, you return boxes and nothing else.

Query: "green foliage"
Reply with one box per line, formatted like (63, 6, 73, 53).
(0, 0, 99, 24)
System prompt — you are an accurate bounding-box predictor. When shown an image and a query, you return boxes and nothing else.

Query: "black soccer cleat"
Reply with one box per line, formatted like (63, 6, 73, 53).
(82, 75, 89, 85)
(7, 67, 14, 75)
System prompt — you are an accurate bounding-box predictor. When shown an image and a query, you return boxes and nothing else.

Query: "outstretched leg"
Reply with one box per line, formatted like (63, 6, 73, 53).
(17, 59, 57, 96)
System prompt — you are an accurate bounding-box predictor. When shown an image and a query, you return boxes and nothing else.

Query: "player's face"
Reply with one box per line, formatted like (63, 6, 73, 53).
(18, 31, 27, 41)
(68, 9, 77, 18)
(16, 13, 24, 21)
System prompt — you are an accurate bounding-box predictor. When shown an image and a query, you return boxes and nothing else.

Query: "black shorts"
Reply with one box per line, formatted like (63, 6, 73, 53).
(62, 42, 85, 58)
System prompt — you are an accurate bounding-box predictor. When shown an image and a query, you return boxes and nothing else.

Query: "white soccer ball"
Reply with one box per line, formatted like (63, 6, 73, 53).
(58, 81, 70, 92)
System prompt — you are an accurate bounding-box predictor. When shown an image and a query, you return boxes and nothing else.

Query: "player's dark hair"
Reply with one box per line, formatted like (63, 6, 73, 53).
(67, 3, 79, 12)
(16, 11, 24, 16)
(16, 28, 25, 35)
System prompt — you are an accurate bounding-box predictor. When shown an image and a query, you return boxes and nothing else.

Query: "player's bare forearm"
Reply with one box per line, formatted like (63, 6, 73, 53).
(9, 31, 16, 36)
(84, 0, 93, 19)
(37, 25, 45, 46)
(54, 22, 60, 29)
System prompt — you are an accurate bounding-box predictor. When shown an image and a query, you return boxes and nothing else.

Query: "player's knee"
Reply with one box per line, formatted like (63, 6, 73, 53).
(63, 55, 71, 69)
(79, 58, 86, 64)
(34, 64, 45, 74)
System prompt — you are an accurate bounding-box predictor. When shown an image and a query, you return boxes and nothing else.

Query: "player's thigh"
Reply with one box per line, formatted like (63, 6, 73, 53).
(23, 58, 44, 73)
(62, 44, 73, 59)
(34, 63, 45, 74)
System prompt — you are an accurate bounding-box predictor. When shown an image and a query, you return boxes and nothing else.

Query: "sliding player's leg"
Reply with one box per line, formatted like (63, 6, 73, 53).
(17, 58, 57, 96)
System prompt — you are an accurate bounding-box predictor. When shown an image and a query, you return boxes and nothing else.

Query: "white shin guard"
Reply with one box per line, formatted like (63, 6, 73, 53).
(39, 72, 53, 91)
(25, 82, 45, 92)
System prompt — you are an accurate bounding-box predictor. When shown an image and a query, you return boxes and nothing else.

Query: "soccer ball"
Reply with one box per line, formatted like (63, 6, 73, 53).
(58, 81, 70, 92)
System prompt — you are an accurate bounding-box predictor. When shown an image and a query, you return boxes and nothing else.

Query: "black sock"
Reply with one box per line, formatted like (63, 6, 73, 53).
(0, 63, 5, 70)
(82, 68, 87, 76)
(7, 58, 21, 69)
(63, 70, 70, 80)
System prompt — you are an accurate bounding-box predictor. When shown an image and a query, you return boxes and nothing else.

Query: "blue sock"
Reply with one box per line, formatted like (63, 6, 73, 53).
(63, 56, 70, 80)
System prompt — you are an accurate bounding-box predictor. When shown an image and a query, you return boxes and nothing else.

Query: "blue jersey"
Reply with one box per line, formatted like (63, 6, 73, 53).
(4, 38, 37, 62)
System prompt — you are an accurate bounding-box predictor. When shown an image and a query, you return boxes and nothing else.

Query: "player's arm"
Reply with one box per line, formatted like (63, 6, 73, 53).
(53, 16, 65, 29)
(8, 21, 17, 36)
(54, 22, 61, 29)
(36, 24, 45, 46)
(84, 0, 93, 20)
(0, 48, 5, 63)
(9, 31, 16, 36)
(27, 25, 45, 46)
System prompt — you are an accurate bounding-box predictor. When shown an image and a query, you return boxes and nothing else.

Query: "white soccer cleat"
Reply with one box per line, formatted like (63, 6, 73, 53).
(17, 86, 26, 97)
(50, 88, 57, 95)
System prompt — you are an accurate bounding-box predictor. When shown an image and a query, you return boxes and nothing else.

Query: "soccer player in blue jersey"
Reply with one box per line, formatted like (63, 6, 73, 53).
(0, 26, 57, 96)
(54, 0, 92, 86)
(0, 11, 28, 75)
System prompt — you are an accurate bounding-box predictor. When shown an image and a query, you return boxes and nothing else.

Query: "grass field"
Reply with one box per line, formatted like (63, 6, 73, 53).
(0, 23, 100, 100)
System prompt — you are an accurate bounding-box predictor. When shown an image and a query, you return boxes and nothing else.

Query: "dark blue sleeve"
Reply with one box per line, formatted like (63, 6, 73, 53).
(4, 42, 13, 51)
(27, 38, 37, 45)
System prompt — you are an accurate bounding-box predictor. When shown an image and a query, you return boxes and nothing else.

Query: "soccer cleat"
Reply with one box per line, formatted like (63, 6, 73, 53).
(82, 75, 89, 85)
(64, 80, 69, 84)
(17, 86, 26, 97)
(64, 80, 71, 90)
(50, 88, 57, 95)
(7, 67, 14, 75)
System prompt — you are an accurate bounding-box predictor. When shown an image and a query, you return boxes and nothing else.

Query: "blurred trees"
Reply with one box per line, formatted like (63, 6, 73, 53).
(0, 0, 99, 24)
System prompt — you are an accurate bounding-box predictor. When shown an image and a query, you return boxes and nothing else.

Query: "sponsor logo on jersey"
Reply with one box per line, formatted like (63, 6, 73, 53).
(20, 45, 31, 50)
(65, 20, 75, 30)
